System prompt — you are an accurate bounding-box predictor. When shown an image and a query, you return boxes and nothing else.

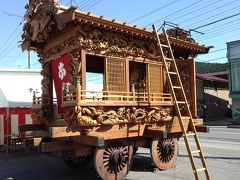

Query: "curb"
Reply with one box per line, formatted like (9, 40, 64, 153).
(227, 124, 240, 128)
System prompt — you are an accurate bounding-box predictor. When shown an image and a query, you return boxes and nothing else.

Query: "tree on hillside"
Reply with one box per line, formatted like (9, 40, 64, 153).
(196, 61, 228, 74)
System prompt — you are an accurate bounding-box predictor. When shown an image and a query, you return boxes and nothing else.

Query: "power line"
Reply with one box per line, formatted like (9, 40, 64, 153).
(83, 0, 103, 11)
(203, 29, 240, 44)
(128, 0, 181, 24)
(1, 52, 23, 68)
(64, 2, 71, 6)
(193, 17, 240, 39)
(3, 11, 23, 18)
(170, 0, 224, 23)
(187, 16, 240, 45)
(197, 51, 240, 64)
(72, 0, 79, 7)
(31, 61, 41, 68)
(184, 4, 240, 28)
(144, 0, 203, 28)
(177, 0, 238, 25)
(0, 31, 22, 61)
(78, 0, 89, 6)
(80, 0, 95, 9)
(0, 55, 26, 58)
(192, 12, 240, 30)
(205, 43, 240, 55)
(0, 20, 23, 55)
(196, 56, 227, 63)
(196, 21, 240, 41)
(207, 48, 226, 54)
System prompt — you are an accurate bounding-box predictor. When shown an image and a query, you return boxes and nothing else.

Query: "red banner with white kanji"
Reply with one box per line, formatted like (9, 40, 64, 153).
(51, 54, 71, 113)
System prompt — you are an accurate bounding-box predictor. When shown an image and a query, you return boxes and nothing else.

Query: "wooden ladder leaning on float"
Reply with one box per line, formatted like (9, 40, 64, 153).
(152, 24, 211, 180)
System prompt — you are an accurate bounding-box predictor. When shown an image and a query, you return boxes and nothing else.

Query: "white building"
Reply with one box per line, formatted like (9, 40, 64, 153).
(0, 68, 42, 145)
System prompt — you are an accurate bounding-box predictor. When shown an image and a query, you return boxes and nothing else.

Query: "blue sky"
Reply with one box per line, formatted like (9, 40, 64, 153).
(0, 0, 239, 69)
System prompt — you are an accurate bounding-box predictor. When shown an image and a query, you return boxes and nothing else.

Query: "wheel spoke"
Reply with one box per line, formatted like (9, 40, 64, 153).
(94, 140, 133, 180)
(151, 138, 178, 170)
(62, 150, 93, 169)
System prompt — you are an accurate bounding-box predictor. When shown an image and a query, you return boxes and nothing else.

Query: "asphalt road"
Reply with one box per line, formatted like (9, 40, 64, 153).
(0, 126, 240, 180)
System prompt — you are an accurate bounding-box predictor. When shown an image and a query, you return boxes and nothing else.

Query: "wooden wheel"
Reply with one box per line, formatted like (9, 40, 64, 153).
(62, 150, 93, 169)
(150, 137, 178, 170)
(94, 140, 133, 180)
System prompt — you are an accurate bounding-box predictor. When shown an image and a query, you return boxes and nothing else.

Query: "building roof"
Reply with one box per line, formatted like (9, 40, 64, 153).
(206, 71, 228, 80)
(196, 73, 228, 83)
(0, 69, 42, 108)
(207, 71, 228, 76)
(226, 39, 240, 45)
(21, 0, 211, 54)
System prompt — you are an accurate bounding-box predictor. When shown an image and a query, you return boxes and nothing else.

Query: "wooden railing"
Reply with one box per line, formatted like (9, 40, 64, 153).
(32, 91, 41, 108)
(32, 91, 57, 108)
(32, 83, 173, 108)
(62, 83, 173, 106)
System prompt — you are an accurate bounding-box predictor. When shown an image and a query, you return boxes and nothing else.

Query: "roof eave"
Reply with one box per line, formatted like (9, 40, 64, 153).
(59, 5, 211, 54)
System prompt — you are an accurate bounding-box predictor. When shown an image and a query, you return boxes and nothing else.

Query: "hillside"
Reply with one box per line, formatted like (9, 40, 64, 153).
(196, 61, 228, 74)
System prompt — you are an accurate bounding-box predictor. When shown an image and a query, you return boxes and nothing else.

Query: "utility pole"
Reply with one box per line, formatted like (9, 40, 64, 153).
(28, 51, 31, 69)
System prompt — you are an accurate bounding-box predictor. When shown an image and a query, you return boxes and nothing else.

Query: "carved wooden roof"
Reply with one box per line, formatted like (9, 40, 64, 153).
(21, 0, 211, 55)
(60, 6, 210, 53)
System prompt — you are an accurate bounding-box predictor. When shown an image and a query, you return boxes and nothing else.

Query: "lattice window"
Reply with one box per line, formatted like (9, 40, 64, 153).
(106, 57, 125, 92)
(148, 64, 163, 93)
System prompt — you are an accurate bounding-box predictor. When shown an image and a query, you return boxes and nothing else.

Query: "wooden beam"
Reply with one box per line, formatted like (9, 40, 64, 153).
(43, 27, 78, 54)
(86, 123, 146, 140)
(19, 124, 44, 132)
(48, 119, 67, 127)
(192, 59, 197, 117)
(75, 145, 95, 157)
(41, 141, 94, 154)
(44, 45, 80, 62)
(190, 125, 209, 133)
(125, 59, 129, 92)
(49, 126, 81, 138)
(32, 130, 49, 137)
(144, 116, 189, 137)
(53, 6, 77, 24)
(49, 123, 146, 141)
(192, 118, 203, 125)
(81, 49, 86, 100)
(71, 136, 105, 147)
(131, 137, 149, 148)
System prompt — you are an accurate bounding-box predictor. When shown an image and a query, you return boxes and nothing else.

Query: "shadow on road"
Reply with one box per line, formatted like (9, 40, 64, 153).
(130, 154, 155, 172)
(0, 151, 157, 180)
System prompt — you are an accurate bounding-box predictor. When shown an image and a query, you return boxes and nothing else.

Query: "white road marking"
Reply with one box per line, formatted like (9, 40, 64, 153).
(199, 139, 240, 144)
(180, 138, 240, 145)
(209, 132, 240, 135)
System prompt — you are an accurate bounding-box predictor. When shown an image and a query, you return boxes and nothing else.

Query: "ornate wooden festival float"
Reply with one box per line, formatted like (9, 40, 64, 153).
(20, 0, 210, 179)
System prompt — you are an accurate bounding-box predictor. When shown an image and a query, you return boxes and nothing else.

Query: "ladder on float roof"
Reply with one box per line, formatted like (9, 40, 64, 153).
(152, 24, 211, 180)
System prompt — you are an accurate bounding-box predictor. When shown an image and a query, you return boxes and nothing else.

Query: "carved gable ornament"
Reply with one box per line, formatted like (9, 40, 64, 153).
(21, 0, 77, 51)
(21, 0, 59, 50)
(42, 23, 160, 60)
(21, 0, 210, 58)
